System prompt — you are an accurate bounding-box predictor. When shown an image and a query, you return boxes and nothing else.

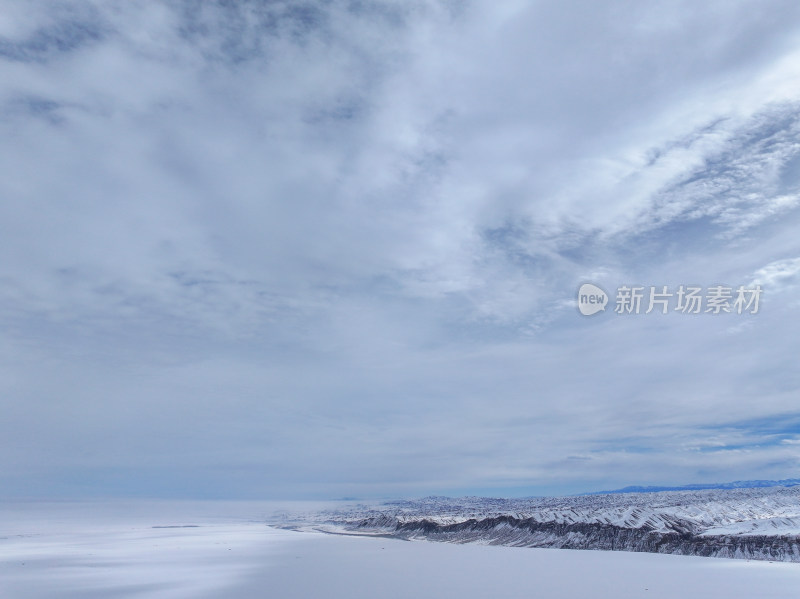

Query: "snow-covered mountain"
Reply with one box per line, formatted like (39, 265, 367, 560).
(278, 485, 800, 562)
(586, 478, 800, 494)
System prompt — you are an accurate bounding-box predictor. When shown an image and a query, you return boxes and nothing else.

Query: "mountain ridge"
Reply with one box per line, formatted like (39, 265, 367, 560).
(584, 478, 800, 495)
(283, 484, 800, 562)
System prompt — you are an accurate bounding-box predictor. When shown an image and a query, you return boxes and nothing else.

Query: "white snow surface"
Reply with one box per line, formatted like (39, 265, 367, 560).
(3, 496, 800, 598)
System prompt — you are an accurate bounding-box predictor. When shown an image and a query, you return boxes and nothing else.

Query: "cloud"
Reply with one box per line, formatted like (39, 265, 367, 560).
(2, 1, 800, 499)
(751, 256, 800, 288)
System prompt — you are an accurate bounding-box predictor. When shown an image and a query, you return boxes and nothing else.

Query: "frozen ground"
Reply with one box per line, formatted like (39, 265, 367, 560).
(2, 501, 800, 598)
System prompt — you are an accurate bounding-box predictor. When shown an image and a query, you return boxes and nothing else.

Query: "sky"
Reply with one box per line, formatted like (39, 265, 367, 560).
(1, 0, 800, 500)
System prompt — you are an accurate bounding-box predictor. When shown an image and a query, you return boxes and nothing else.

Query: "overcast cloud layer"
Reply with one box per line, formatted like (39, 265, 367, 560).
(2, 0, 800, 499)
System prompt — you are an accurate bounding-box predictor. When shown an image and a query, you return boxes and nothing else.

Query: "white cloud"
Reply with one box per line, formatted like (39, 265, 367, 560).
(751, 256, 800, 288)
(2, 1, 800, 499)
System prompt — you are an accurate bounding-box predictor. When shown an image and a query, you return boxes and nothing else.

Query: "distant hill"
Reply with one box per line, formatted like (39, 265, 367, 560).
(585, 478, 800, 495)
(290, 484, 800, 562)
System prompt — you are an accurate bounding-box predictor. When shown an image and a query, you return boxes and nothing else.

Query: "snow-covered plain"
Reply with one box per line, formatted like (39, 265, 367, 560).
(2, 501, 800, 599)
